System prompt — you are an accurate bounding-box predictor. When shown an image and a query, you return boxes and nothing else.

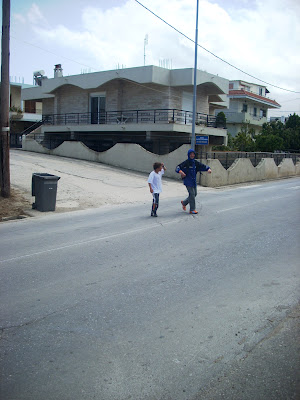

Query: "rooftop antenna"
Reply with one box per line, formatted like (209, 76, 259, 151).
(144, 34, 148, 66)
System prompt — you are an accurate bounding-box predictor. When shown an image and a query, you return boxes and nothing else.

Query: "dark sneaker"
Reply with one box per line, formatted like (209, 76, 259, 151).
(181, 201, 186, 211)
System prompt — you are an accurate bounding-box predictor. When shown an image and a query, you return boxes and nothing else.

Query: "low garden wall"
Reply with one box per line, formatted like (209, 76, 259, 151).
(22, 137, 300, 187)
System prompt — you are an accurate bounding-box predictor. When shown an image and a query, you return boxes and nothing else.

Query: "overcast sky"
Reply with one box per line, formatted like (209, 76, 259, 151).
(7, 0, 300, 117)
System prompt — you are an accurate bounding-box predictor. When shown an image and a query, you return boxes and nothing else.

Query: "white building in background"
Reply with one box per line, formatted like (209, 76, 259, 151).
(216, 80, 281, 137)
(269, 116, 286, 123)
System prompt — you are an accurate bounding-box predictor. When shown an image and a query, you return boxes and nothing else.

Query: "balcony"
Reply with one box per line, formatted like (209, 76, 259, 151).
(222, 111, 267, 126)
(43, 109, 220, 128)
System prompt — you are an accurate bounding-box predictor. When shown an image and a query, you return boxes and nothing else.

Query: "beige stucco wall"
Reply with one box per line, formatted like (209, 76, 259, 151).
(200, 157, 299, 187)
(10, 85, 22, 109)
(256, 158, 278, 180)
(227, 158, 257, 185)
(22, 138, 51, 154)
(22, 137, 300, 186)
(51, 141, 189, 179)
(278, 158, 296, 177)
(200, 159, 228, 186)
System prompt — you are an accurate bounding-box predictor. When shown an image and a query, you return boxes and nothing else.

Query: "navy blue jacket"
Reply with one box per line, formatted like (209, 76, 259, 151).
(175, 149, 210, 187)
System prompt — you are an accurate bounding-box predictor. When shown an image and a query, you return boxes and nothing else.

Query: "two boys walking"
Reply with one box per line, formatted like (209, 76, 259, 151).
(147, 149, 211, 217)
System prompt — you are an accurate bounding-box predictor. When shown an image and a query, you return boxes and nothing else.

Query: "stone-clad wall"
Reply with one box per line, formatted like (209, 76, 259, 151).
(117, 81, 171, 110)
(22, 137, 300, 186)
(42, 98, 55, 115)
(42, 80, 212, 115)
(56, 85, 89, 114)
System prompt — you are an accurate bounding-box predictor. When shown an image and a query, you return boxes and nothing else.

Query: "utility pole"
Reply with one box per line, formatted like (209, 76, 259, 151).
(0, 0, 10, 197)
(191, 0, 199, 150)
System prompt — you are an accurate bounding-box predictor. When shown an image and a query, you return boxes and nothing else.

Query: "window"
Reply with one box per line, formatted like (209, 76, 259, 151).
(253, 107, 257, 116)
(182, 91, 193, 112)
(260, 109, 267, 118)
(242, 104, 248, 112)
(90, 93, 106, 124)
(259, 87, 263, 96)
(241, 85, 250, 91)
(25, 100, 36, 113)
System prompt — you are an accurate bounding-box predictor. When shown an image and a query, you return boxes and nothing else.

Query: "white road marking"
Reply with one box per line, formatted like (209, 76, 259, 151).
(0, 219, 179, 265)
(238, 184, 262, 189)
(216, 194, 292, 214)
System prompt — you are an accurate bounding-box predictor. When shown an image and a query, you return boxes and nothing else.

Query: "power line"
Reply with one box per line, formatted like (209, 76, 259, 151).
(279, 98, 300, 103)
(10, 14, 299, 104)
(134, 0, 300, 94)
(11, 34, 201, 103)
(13, 31, 296, 111)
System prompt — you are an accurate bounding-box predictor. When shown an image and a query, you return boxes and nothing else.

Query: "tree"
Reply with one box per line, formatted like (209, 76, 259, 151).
(233, 121, 256, 151)
(215, 112, 226, 128)
(227, 133, 234, 149)
(285, 113, 300, 130)
(211, 133, 234, 151)
(256, 114, 300, 152)
(282, 114, 300, 151)
(255, 134, 284, 152)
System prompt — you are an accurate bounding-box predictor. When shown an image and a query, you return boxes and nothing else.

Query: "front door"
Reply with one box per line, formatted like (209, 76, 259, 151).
(91, 95, 106, 124)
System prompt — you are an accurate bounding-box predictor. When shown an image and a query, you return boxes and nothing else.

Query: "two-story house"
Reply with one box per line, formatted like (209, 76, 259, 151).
(216, 80, 281, 137)
(21, 65, 228, 154)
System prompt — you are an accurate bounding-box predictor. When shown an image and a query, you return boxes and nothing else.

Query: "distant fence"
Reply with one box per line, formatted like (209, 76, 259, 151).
(199, 151, 300, 169)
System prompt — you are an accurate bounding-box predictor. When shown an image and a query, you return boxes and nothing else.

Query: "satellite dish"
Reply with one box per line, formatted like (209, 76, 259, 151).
(33, 70, 45, 77)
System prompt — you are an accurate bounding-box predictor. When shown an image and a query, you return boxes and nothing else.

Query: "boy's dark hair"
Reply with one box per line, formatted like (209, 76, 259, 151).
(153, 162, 162, 170)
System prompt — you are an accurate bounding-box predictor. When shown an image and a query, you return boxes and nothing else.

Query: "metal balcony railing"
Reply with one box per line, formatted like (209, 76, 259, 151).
(42, 109, 221, 128)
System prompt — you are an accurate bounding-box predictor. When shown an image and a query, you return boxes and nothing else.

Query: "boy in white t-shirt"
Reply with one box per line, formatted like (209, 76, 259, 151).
(147, 162, 166, 217)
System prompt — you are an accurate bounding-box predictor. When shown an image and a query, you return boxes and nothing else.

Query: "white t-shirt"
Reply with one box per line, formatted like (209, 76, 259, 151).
(147, 169, 164, 193)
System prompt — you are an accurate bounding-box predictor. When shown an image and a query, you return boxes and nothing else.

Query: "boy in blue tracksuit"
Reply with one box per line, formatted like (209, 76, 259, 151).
(175, 149, 211, 214)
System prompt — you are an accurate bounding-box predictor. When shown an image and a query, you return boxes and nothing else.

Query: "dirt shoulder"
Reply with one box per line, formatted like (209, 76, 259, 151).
(0, 188, 32, 221)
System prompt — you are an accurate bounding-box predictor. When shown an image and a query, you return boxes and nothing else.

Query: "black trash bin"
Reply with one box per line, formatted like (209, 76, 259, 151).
(32, 173, 60, 212)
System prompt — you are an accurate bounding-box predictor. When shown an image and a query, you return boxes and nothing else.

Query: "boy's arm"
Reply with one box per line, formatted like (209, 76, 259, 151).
(175, 161, 186, 178)
(162, 163, 166, 171)
(148, 183, 153, 193)
(196, 161, 211, 173)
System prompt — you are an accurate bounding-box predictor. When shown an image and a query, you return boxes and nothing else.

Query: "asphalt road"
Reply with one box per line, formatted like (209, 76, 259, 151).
(1, 177, 300, 400)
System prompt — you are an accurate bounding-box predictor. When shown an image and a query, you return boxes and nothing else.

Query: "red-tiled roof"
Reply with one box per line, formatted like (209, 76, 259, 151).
(229, 89, 281, 108)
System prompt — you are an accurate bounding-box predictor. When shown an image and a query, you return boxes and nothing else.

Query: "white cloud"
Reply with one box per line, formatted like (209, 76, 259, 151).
(13, 14, 26, 24)
(27, 3, 48, 26)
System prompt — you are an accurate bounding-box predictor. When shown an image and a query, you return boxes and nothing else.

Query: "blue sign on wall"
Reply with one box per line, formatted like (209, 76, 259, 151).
(196, 135, 209, 145)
